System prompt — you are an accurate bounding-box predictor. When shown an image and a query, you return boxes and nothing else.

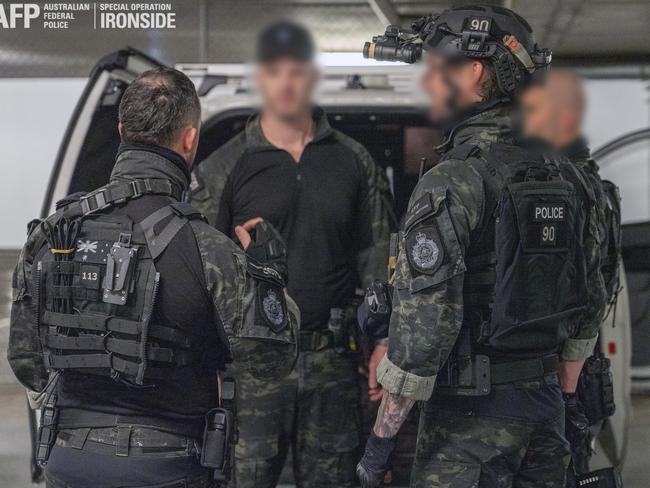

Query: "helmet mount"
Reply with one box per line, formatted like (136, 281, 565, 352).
(363, 5, 552, 97)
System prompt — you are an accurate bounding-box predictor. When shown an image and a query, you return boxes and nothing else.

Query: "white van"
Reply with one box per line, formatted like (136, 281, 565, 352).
(38, 48, 632, 484)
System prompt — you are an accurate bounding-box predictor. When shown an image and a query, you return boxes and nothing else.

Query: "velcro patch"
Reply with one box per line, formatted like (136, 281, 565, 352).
(406, 225, 444, 275)
(257, 282, 288, 334)
(80, 265, 101, 289)
(404, 194, 434, 231)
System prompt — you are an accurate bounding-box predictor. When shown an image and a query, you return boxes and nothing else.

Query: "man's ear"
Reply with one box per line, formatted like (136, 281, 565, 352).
(182, 126, 199, 153)
(472, 60, 486, 87)
(117, 122, 124, 138)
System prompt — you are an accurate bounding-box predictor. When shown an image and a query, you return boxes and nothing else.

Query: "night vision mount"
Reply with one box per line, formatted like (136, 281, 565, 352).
(363, 12, 552, 96)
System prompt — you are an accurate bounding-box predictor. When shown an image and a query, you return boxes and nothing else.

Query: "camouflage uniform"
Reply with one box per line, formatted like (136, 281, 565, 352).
(8, 148, 299, 488)
(376, 103, 607, 487)
(190, 111, 393, 487)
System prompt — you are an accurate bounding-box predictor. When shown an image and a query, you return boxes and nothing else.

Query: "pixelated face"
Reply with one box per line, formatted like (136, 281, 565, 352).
(420, 53, 481, 122)
(520, 84, 558, 146)
(255, 57, 318, 120)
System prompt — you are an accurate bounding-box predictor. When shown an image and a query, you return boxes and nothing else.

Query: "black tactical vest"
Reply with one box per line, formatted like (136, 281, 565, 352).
(446, 143, 588, 356)
(36, 179, 205, 388)
(601, 180, 622, 299)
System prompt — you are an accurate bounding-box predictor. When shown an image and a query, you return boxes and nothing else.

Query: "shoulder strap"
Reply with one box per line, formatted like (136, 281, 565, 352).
(61, 179, 183, 219)
(139, 203, 206, 260)
(440, 143, 481, 163)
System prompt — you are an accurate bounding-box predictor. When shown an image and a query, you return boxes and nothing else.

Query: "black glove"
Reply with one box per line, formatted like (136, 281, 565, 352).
(564, 392, 591, 476)
(358, 280, 393, 341)
(245, 221, 288, 284)
(357, 432, 396, 488)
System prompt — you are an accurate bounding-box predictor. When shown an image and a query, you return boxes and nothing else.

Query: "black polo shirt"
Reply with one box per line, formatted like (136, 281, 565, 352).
(191, 111, 377, 330)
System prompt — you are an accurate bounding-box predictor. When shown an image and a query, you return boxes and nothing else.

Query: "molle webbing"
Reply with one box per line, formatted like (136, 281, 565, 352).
(41, 311, 191, 347)
(40, 200, 207, 385)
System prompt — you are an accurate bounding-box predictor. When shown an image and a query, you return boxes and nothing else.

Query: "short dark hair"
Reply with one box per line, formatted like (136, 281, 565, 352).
(118, 67, 200, 147)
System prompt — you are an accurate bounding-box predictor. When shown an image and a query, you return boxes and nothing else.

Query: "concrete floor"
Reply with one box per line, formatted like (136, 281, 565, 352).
(0, 381, 649, 487)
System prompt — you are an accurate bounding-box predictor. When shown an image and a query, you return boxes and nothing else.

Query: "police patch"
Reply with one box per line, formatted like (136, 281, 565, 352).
(257, 282, 288, 333)
(406, 226, 444, 275)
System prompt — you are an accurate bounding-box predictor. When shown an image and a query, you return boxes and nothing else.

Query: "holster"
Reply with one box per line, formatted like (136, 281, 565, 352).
(327, 297, 362, 354)
(436, 354, 491, 396)
(35, 393, 58, 466)
(577, 352, 615, 426)
(436, 328, 491, 396)
(201, 378, 236, 484)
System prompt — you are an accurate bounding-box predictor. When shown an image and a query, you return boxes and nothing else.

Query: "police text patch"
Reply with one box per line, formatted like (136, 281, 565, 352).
(406, 226, 444, 275)
(526, 202, 568, 249)
(532, 203, 566, 222)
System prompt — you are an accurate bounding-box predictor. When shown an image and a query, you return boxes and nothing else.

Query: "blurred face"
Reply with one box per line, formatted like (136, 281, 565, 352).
(420, 53, 485, 123)
(520, 85, 557, 145)
(520, 73, 584, 150)
(256, 57, 318, 120)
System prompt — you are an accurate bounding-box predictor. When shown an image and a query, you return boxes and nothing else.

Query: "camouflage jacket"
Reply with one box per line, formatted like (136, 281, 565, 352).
(377, 104, 605, 402)
(190, 109, 394, 328)
(8, 149, 299, 399)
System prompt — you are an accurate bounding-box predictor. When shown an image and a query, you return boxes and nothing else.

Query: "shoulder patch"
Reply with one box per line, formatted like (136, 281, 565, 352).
(406, 225, 444, 275)
(257, 282, 288, 334)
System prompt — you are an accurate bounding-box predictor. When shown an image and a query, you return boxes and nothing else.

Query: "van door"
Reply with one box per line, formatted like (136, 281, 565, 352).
(41, 48, 163, 218)
(589, 129, 650, 467)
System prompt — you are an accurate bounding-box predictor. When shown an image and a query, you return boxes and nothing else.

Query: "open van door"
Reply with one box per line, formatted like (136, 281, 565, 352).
(588, 129, 650, 469)
(41, 48, 164, 218)
(30, 48, 163, 483)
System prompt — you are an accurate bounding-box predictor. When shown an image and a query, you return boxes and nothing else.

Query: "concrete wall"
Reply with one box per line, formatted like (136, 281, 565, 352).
(0, 79, 86, 248)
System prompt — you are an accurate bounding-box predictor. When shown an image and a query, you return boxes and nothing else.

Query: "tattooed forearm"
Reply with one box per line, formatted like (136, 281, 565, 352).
(373, 391, 416, 438)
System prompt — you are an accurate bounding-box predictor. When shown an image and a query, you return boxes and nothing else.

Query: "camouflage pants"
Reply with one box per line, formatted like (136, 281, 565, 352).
(412, 375, 571, 488)
(230, 348, 362, 488)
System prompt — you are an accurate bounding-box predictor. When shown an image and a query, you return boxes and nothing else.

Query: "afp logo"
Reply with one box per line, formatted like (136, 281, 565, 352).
(0, 4, 40, 28)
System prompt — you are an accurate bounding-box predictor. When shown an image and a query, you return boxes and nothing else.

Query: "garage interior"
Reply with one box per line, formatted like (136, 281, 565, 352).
(1, 0, 650, 486)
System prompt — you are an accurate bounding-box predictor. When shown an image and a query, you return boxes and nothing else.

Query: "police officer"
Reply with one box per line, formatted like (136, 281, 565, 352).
(8, 67, 298, 488)
(190, 21, 394, 488)
(356, 6, 607, 487)
(520, 69, 622, 484)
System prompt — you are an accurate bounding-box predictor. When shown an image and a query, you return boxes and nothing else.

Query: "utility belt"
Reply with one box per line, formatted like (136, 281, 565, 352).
(36, 379, 237, 485)
(300, 301, 362, 353)
(56, 425, 199, 457)
(436, 354, 559, 396)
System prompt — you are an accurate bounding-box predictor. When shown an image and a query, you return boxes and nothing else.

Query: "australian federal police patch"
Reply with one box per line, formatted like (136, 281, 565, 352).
(406, 226, 444, 275)
(257, 282, 288, 333)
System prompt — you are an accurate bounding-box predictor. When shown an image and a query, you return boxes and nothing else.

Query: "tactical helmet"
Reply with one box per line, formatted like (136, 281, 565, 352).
(363, 4, 551, 97)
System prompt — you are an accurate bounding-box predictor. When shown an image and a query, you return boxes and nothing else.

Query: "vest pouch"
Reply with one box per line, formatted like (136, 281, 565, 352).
(484, 179, 584, 353)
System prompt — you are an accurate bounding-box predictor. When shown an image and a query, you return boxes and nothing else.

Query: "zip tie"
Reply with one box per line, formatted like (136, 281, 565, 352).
(50, 248, 75, 254)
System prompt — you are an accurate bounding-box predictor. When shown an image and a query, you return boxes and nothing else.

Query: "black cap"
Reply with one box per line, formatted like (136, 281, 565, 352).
(256, 20, 315, 63)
